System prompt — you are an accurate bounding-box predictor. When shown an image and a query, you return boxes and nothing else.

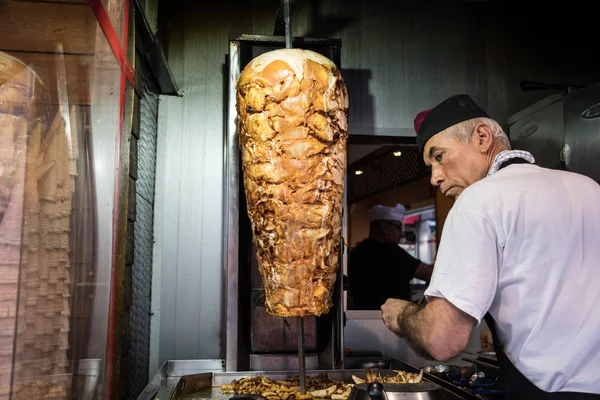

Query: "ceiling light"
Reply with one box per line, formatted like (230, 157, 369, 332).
(393, 151, 402, 157)
(355, 170, 363, 175)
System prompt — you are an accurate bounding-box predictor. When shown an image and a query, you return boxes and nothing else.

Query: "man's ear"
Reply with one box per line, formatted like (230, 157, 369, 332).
(474, 123, 494, 152)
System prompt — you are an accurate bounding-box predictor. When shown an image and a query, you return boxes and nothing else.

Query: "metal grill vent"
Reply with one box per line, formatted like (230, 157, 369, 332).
(348, 145, 428, 204)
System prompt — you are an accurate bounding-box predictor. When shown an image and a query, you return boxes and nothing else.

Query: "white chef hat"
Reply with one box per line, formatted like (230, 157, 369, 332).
(369, 204, 406, 223)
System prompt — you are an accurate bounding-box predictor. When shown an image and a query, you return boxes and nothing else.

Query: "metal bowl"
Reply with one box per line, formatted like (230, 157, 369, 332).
(348, 382, 443, 400)
(422, 365, 461, 381)
(423, 365, 452, 374)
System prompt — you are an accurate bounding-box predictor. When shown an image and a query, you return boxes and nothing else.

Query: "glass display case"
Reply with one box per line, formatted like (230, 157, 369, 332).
(0, 0, 131, 398)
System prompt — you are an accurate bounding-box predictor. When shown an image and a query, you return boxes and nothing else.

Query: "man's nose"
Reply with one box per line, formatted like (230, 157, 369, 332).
(430, 166, 445, 187)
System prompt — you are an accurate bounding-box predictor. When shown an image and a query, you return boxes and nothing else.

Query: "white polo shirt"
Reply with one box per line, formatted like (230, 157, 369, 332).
(425, 150, 600, 393)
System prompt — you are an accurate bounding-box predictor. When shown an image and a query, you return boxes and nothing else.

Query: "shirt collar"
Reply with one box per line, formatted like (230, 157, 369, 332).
(487, 150, 536, 177)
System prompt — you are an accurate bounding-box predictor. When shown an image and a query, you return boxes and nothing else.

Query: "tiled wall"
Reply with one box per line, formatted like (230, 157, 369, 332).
(344, 311, 484, 368)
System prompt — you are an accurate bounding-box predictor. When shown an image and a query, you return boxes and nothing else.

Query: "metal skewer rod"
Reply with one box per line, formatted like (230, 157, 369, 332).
(298, 316, 306, 394)
(284, 0, 292, 49)
(284, 0, 302, 390)
(285, 0, 303, 392)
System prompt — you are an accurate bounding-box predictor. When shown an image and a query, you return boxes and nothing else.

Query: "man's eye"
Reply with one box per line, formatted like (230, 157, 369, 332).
(435, 153, 443, 162)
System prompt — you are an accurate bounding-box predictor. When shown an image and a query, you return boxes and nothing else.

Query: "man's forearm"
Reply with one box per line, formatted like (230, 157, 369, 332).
(396, 303, 434, 360)
(383, 297, 475, 361)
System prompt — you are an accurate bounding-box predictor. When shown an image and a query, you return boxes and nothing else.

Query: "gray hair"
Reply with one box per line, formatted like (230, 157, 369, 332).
(450, 117, 511, 150)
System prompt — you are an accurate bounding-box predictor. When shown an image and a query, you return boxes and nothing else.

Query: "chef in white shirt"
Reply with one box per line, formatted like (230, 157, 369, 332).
(381, 94, 600, 399)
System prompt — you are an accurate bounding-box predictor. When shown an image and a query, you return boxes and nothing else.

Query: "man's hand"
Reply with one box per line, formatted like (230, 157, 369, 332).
(480, 325, 494, 352)
(381, 298, 412, 335)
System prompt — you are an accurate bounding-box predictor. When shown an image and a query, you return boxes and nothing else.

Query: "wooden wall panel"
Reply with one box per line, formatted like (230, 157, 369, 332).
(0, 2, 96, 54)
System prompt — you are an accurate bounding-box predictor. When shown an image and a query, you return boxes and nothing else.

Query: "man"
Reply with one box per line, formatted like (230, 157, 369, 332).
(380, 94, 600, 398)
(348, 203, 433, 310)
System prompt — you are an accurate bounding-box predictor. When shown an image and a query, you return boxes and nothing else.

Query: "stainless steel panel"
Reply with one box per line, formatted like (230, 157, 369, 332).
(168, 359, 226, 376)
(224, 40, 241, 371)
(508, 93, 565, 169)
(153, 94, 184, 367)
(137, 360, 225, 400)
(137, 360, 168, 400)
(564, 83, 600, 184)
(150, 94, 179, 375)
(249, 354, 319, 371)
(152, 0, 227, 367)
(337, 1, 487, 137)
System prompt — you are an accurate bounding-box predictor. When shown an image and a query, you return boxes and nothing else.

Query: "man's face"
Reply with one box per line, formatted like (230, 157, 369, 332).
(382, 220, 404, 244)
(423, 125, 491, 199)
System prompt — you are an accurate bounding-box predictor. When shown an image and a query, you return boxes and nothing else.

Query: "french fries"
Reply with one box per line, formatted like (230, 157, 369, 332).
(220, 374, 353, 400)
(221, 368, 424, 400)
(351, 368, 423, 385)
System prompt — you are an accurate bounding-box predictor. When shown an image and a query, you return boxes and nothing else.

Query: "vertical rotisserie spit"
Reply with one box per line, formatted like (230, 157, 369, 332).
(236, 48, 348, 317)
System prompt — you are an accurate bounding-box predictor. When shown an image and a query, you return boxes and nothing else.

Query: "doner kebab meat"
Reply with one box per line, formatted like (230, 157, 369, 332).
(236, 48, 348, 317)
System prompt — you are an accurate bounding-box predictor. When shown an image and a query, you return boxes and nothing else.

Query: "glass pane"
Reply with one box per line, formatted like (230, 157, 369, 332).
(0, 1, 122, 398)
(103, 0, 126, 45)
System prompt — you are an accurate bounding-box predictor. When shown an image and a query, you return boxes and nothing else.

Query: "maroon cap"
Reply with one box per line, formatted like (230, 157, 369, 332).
(414, 108, 432, 134)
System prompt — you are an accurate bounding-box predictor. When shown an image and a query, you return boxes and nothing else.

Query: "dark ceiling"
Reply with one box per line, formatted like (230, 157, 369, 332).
(347, 144, 429, 204)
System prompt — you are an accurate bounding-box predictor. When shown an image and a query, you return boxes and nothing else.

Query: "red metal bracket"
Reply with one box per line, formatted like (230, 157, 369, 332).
(89, 0, 135, 86)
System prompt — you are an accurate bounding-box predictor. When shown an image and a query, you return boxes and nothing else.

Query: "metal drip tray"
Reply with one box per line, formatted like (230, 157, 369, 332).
(169, 370, 365, 400)
(137, 360, 478, 400)
(168, 371, 464, 400)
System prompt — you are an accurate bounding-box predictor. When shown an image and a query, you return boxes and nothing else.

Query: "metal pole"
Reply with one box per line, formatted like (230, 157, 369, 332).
(284, 0, 292, 49)
(284, 2, 303, 389)
(298, 316, 306, 393)
(285, 0, 303, 391)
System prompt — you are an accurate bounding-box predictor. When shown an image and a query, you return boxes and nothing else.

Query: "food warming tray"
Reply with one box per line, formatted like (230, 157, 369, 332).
(169, 370, 365, 400)
(164, 369, 473, 400)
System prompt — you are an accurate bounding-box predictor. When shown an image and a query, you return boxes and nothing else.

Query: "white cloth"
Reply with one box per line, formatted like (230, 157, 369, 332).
(424, 152, 600, 393)
(369, 204, 405, 223)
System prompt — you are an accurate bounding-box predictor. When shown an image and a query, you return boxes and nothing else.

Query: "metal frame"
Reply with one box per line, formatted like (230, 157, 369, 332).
(223, 36, 242, 372)
(132, 0, 180, 96)
(222, 34, 344, 372)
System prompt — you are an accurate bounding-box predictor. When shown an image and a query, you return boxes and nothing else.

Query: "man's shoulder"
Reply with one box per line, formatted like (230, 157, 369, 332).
(349, 238, 373, 255)
(461, 165, 599, 204)
(455, 165, 542, 208)
(453, 179, 500, 211)
(351, 238, 370, 248)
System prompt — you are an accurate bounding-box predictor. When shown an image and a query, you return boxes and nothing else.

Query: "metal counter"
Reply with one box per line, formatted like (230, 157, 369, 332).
(137, 359, 479, 400)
